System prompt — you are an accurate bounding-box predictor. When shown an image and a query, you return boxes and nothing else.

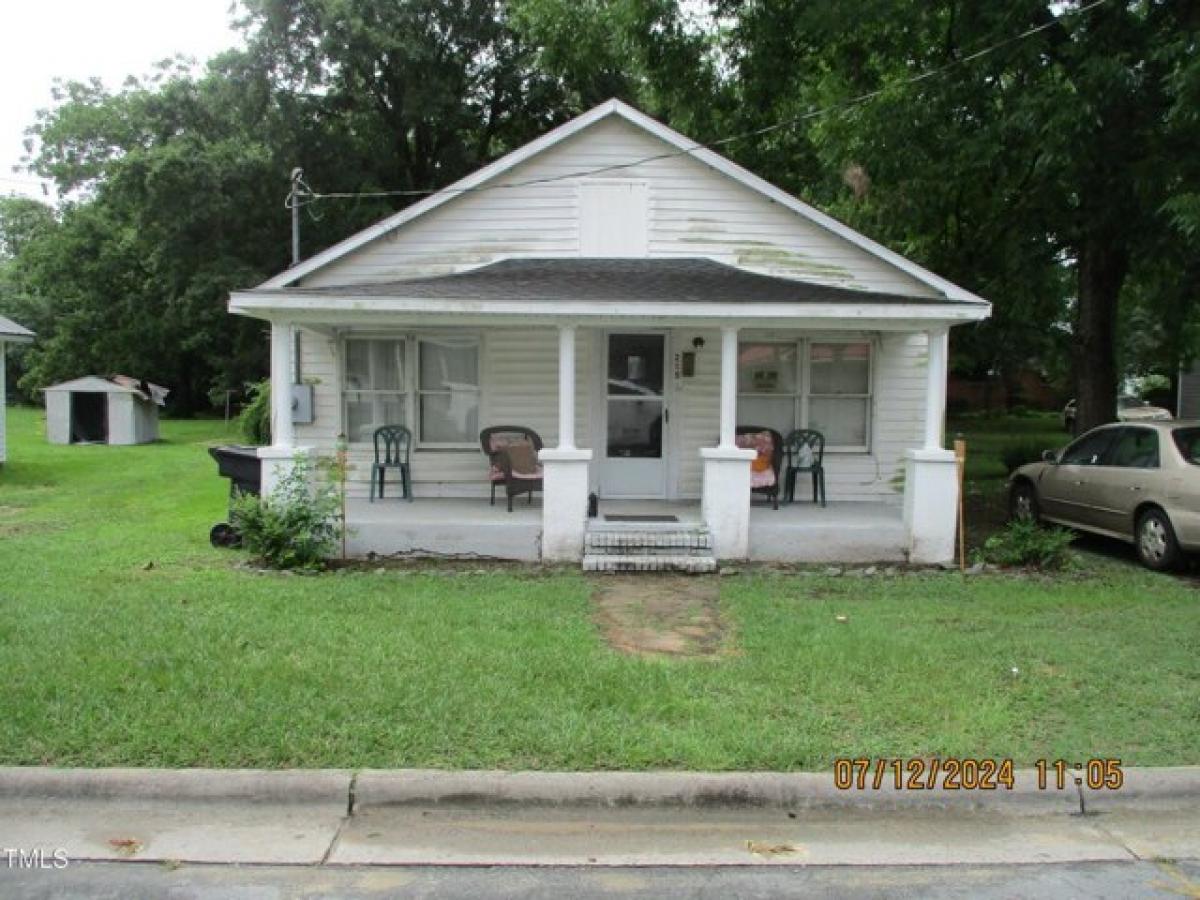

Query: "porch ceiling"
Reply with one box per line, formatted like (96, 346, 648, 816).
(229, 257, 990, 329)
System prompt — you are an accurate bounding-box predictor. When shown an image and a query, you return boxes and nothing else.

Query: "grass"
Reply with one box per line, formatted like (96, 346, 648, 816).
(948, 410, 1068, 484)
(1, 405, 1198, 770)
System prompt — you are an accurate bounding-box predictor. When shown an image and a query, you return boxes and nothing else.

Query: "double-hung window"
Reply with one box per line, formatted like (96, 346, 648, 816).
(737, 339, 873, 451)
(342, 335, 481, 447)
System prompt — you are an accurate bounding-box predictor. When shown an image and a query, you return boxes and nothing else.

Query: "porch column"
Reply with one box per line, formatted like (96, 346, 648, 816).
(903, 326, 958, 563)
(258, 319, 312, 497)
(540, 324, 592, 561)
(701, 325, 755, 560)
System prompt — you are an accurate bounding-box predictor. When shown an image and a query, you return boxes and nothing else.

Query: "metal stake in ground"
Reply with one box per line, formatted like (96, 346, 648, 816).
(954, 436, 967, 571)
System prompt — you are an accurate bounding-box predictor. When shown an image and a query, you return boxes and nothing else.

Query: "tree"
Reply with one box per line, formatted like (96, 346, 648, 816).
(713, 0, 1200, 431)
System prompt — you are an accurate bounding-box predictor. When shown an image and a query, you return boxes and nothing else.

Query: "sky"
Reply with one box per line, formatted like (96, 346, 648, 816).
(0, 0, 243, 200)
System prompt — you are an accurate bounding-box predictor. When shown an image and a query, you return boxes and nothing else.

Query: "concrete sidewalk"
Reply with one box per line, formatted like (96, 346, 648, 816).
(0, 767, 1197, 867)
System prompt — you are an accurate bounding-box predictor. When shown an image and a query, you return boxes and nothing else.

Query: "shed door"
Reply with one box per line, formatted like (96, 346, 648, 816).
(70, 393, 107, 443)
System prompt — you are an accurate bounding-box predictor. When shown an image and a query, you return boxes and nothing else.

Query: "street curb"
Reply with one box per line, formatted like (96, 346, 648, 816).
(0, 768, 353, 806)
(353, 766, 1200, 815)
(1, 766, 1197, 815)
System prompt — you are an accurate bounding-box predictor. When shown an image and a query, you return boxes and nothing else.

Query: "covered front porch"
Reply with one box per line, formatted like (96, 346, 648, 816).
(232, 258, 981, 565)
(345, 497, 907, 564)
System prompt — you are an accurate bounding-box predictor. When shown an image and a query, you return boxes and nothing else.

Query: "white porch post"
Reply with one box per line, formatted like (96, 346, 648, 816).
(903, 326, 958, 563)
(540, 324, 592, 561)
(258, 319, 312, 496)
(701, 325, 755, 560)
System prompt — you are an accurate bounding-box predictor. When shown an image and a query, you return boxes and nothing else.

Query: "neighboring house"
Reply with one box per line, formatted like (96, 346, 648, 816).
(44, 376, 168, 445)
(1180, 362, 1200, 419)
(0, 315, 35, 465)
(229, 99, 990, 566)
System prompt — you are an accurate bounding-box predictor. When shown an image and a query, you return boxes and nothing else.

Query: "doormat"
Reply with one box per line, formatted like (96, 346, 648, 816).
(605, 514, 679, 523)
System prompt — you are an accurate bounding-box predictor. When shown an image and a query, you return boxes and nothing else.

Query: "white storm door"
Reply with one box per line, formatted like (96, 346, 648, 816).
(600, 332, 668, 498)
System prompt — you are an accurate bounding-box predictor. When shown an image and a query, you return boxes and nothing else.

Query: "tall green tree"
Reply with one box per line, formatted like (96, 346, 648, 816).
(715, 0, 1200, 429)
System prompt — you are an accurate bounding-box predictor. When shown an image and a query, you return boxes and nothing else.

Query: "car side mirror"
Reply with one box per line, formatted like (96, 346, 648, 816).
(1042, 450, 1058, 463)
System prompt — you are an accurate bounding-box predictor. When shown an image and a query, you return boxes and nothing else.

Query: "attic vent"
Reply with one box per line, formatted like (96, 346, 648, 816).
(579, 181, 648, 257)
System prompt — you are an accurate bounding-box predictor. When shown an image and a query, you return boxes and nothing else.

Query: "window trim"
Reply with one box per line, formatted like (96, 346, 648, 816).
(341, 332, 483, 449)
(736, 336, 875, 453)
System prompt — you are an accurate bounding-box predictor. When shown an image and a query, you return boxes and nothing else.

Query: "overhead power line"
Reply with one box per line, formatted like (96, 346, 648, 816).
(286, 0, 1110, 210)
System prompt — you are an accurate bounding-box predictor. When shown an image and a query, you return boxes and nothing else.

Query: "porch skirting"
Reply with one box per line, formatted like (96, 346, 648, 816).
(343, 499, 905, 564)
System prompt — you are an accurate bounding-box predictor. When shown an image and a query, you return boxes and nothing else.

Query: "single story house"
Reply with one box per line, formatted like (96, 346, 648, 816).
(0, 315, 35, 465)
(230, 99, 990, 567)
(44, 375, 168, 445)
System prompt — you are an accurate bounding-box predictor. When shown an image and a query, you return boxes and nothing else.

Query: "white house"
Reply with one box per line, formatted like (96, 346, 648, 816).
(0, 315, 35, 465)
(229, 100, 990, 568)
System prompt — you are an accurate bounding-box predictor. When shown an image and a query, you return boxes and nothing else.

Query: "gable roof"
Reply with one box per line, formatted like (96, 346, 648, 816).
(43, 375, 169, 405)
(0, 315, 34, 342)
(278, 258, 960, 306)
(259, 99, 986, 306)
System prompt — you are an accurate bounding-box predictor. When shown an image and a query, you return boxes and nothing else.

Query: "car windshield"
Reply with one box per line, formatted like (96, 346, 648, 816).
(1172, 427, 1200, 465)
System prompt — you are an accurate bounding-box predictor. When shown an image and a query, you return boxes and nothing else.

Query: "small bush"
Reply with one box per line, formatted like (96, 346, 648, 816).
(237, 380, 271, 445)
(980, 520, 1075, 570)
(231, 455, 341, 570)
(1000, 441, 1049, 474)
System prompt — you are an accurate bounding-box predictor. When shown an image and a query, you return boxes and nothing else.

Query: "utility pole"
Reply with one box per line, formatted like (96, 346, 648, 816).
(290, 167, 304, 266)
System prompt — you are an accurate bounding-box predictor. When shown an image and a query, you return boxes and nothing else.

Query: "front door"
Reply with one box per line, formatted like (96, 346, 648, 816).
(600, 332, 668, 498)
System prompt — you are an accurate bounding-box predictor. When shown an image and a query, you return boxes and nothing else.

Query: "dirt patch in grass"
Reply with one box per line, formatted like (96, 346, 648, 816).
(590, 575, 729, 658)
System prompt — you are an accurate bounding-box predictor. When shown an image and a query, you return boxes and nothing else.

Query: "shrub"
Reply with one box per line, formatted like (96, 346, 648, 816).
(1000, 441, 1050, 474)
(230, 455, 341, 570)
(979, 520, 1075, 570)
(237, 380, 271, 445)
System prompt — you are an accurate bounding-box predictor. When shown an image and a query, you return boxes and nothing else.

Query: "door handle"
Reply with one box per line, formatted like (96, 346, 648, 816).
(1129, 485, 1143, 492)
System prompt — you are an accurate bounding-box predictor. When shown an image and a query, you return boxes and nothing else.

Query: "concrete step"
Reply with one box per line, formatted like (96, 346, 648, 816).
(582, 553, 718, 574)
(584, 529, 712, 553)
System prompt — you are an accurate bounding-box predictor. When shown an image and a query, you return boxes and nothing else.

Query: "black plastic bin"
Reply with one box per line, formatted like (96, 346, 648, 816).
(207, 445, 262, 546)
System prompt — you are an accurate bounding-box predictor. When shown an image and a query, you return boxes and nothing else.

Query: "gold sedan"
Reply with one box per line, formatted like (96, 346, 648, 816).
(1009, 421, 1200, 570)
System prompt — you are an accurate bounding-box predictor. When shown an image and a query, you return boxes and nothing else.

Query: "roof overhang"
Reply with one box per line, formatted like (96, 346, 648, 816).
(232, 257, 988, 330)
(229, 293, 988, 331)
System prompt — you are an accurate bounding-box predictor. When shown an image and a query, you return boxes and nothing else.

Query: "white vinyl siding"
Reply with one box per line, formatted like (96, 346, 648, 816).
(300, 117, 937, 297)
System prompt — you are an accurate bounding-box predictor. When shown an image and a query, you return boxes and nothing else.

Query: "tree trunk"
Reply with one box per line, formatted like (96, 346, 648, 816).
(1072, 237, 1127, 433)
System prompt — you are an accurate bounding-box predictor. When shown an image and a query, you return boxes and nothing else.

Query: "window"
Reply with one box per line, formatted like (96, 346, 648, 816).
(1060, 428, 1118, 466)
(1105, 427, 1160, 468)
(1172, 427, 1200, 465)
(737, 339, 872, 450)
(343, 335, 480, 447)
(343, 339, 407, 444)
(418, 337, 480, 446)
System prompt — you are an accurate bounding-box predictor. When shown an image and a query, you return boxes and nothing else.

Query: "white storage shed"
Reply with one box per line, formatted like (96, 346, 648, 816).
(44, 375, 168, 445)
(1, 315, 36, 465)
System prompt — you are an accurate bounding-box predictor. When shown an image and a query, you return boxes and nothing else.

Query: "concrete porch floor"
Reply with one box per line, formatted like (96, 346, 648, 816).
(346, 497, 907, 564)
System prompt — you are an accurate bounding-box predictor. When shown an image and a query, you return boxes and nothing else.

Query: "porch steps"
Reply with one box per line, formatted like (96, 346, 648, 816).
(582, 527, 718, 574)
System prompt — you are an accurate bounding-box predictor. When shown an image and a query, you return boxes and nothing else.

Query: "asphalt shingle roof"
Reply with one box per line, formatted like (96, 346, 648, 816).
(277, 258, 960, 305)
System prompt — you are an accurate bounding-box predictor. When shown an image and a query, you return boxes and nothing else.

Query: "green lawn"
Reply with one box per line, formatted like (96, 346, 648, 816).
(0, 405, 1197, 770)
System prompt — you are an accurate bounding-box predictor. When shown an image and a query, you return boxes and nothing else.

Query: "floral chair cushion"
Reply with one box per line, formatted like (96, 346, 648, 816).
(736, 430, 777, 489)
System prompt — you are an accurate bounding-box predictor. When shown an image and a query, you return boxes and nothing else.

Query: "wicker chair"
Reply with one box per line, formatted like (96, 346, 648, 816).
(783, 429, 826, 507)
(369, 425, 413, 502)
(735, 426, 784, 510)
(479, 426, 544, 512)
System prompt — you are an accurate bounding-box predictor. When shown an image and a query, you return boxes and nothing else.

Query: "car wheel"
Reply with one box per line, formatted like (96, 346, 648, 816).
(1009, 481, 1040, 523)
(1135, 508, 1181, 572)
